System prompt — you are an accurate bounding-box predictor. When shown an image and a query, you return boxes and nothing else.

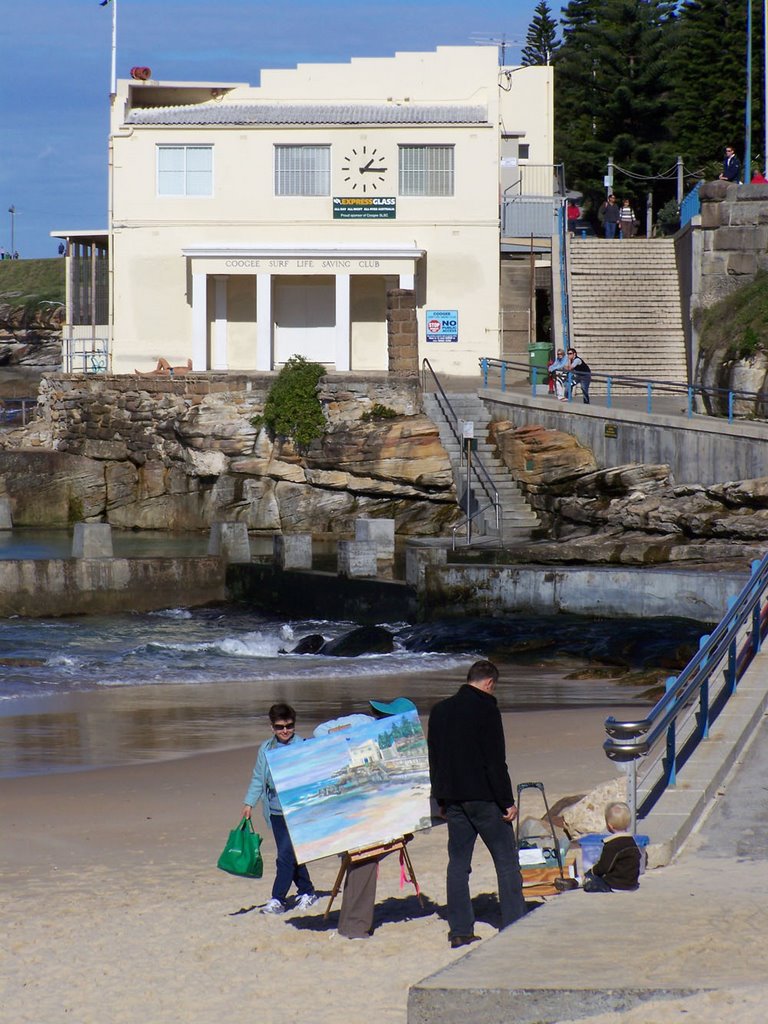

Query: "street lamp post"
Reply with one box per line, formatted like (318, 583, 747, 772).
(7, 206, 15, 256)
(747, 0, 753, 177)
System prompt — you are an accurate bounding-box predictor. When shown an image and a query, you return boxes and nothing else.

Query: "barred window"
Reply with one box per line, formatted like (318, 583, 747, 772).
(398, 145, 454, 196)
(157, 145, 213, 196)
(274, 145, 331, 196)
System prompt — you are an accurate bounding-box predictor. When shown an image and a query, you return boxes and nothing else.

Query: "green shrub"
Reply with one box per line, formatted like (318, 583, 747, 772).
(253, 355, 326, 450)
(738, 326, 761, 360)
(361, 403, 399, 422)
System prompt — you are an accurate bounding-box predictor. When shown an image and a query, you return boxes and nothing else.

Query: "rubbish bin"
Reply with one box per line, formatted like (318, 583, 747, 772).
(528, 342, 552, 385)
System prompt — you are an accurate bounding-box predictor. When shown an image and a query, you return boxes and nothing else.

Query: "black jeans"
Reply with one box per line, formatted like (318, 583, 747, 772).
(445, 800, 526, 937)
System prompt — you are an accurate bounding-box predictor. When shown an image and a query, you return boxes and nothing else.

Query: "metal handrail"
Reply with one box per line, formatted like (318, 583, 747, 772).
(421, 359, 501, 524)
(479, 356, 768, 423)
(603, 553, 768, 829)
(451, 499, 502, 549)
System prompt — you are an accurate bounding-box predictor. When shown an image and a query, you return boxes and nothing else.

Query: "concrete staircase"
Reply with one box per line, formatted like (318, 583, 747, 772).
(422, 391, 539, 543)
(568, 237, 688, 385)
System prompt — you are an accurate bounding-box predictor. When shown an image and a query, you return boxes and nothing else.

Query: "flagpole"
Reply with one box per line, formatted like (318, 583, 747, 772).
(110, 0, 117, 98)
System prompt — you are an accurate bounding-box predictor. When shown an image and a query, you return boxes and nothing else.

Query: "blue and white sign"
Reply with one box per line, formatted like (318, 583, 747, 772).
(426, 309, 459, 343)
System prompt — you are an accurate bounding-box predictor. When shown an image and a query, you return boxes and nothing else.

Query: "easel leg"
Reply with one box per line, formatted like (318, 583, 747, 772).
(400, 845, 424, 908)
(325, 854, 350, 919)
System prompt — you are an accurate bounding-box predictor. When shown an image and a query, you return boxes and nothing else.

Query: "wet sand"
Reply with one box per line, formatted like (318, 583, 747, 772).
(1, 700, 636, 1024)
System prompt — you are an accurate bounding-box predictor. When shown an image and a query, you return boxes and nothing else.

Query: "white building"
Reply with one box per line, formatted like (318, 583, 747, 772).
(54, 47, 554, 378)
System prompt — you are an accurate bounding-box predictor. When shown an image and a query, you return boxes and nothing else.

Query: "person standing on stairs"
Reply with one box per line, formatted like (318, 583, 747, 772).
(618, 199, 637, 239)
(599, 194, 620, 239)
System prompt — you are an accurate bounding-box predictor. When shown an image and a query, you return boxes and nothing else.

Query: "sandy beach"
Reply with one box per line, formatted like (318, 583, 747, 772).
(1, 702, 637, 1024)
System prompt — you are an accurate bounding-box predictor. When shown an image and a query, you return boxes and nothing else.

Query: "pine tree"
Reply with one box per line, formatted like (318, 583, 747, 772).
(522, 1, 559, 66)
(671, 0, 763, 181)
(555, 0, 678, 212)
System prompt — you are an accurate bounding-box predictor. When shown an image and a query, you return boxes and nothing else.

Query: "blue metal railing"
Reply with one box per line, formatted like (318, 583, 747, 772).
(680, 181, 703, 227)
(479, 356, 768, 425)
(603, 554, 768, 829)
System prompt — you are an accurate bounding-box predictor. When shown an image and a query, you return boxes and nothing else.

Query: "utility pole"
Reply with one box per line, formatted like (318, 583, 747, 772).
(7, 206, 15, 255)
(746, 0, 753, 179)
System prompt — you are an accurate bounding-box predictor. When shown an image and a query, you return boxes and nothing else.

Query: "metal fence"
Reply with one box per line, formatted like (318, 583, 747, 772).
(479, 356, 768, 424)
(64, 337, 110, 374)
(680, 181, 703, 227)
(603, 554, 768, 829)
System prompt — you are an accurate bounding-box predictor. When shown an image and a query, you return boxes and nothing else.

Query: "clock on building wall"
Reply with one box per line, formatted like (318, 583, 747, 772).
(341, 145, 389, 193)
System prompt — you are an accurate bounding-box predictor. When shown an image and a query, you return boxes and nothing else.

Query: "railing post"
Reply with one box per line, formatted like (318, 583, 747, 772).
(481, 358, 488, 388)
(698, 634, 710, 740)
(627, 759, 637, 834)
(752, 559, 762, 655)
(728, 391, 734, 424)
(664, 675, 677, 786)
(566, 372, 573, 402)
(687, 386, 693, 419)
(646, 383, 653, 415)
(727, 595, 738, 694)
(606, 377, 612, 408)
(501, 361, 507, 392)
(530, 365, 537, 396)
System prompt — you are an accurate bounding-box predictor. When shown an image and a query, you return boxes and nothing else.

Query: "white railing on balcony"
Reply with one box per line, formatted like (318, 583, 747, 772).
(503, 163, 566, 198)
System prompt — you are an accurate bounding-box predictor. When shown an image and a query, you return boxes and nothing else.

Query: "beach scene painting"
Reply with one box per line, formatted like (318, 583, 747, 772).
(266, 710, 433, 863)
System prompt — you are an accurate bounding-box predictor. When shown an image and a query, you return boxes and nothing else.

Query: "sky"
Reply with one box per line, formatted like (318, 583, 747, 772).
(0, 0, 564, 259)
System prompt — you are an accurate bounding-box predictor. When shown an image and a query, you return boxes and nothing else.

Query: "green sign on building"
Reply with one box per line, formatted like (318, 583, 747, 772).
(333, 197, 396, 219)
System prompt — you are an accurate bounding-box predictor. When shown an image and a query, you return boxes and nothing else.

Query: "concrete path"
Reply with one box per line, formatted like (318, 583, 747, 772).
(408, 710, 768, 1024)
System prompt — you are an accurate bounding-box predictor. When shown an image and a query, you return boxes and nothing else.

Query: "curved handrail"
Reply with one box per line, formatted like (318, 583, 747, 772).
(603, 553, 768, 828)
(604, 559, 768, 758)
(421, 358, 500, 515)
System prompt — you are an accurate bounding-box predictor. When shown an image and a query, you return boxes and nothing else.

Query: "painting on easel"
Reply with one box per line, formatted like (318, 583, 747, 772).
(266, 710, 432, 863)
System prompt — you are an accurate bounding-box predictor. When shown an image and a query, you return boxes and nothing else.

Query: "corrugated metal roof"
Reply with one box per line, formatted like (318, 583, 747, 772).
(125, 102, 488, 126)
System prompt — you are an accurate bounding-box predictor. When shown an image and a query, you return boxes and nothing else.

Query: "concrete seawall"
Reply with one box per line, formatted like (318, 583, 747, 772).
(0, 557, 226, 617)
(422, 562, 747, 623)
(482, 388, 768, 486)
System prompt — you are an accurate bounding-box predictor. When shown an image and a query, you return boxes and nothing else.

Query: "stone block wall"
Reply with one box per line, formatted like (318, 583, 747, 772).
(696, 181, 768, 309)
(386, 289, 419, 374)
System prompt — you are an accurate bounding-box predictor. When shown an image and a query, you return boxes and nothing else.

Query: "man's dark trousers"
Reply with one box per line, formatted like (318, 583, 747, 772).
(446, 800, 526, 937)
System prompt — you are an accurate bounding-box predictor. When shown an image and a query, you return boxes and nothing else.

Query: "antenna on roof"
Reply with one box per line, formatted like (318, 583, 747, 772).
(470, 33, 523, 66)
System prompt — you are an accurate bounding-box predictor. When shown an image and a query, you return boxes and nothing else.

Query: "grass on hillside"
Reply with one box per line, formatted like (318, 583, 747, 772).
(698, 270, 768, 360)
(0, 258, 65, 310)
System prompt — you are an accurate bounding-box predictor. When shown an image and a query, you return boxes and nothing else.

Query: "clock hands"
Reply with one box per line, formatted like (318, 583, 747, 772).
(359, 158, 387, 173)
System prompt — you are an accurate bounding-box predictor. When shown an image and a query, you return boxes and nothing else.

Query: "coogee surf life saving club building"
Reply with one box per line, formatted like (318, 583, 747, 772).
(67, 46, 552, 377)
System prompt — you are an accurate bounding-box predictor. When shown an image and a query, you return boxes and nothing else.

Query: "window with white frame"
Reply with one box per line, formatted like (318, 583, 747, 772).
(398, 145, 454, 196)
(157, 145, 213, 196)
(274, 145, 331, 196)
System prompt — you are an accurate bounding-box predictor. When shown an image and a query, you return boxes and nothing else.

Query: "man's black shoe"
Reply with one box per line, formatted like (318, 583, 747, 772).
(450, 934, 481, 949)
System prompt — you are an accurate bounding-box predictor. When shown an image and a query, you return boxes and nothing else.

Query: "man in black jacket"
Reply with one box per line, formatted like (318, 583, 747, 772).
(427, 660, 526, 948)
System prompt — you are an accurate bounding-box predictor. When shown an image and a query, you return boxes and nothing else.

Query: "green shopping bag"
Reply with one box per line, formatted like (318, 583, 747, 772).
(217, 816, 263, 878)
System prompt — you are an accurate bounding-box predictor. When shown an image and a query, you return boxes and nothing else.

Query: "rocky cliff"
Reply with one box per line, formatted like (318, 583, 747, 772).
(490, 421, 768, 566)
(0, 373, 460, 534)
(0, 302, 62, 375)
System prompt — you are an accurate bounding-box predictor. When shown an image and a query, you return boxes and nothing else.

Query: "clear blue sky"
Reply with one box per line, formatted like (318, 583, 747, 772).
(0, 0, 564, 258)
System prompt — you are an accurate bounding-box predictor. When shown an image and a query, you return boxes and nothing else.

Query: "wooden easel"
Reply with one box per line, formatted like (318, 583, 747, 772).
(324, 834, 422, 918)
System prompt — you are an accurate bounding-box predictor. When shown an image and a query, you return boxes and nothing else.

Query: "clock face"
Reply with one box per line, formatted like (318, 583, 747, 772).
(341, 145, 389, 193)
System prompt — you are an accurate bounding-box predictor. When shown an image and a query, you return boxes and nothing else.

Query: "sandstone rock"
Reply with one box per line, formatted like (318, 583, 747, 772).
(561, 777, 628, 838)
(489, 421, 597, 488)
(184, 448, 229, 478)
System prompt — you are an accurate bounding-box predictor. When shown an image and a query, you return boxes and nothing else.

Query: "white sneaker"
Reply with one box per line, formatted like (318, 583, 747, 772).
(294, 893, 319, 911)
(261, 898, 286, 915)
